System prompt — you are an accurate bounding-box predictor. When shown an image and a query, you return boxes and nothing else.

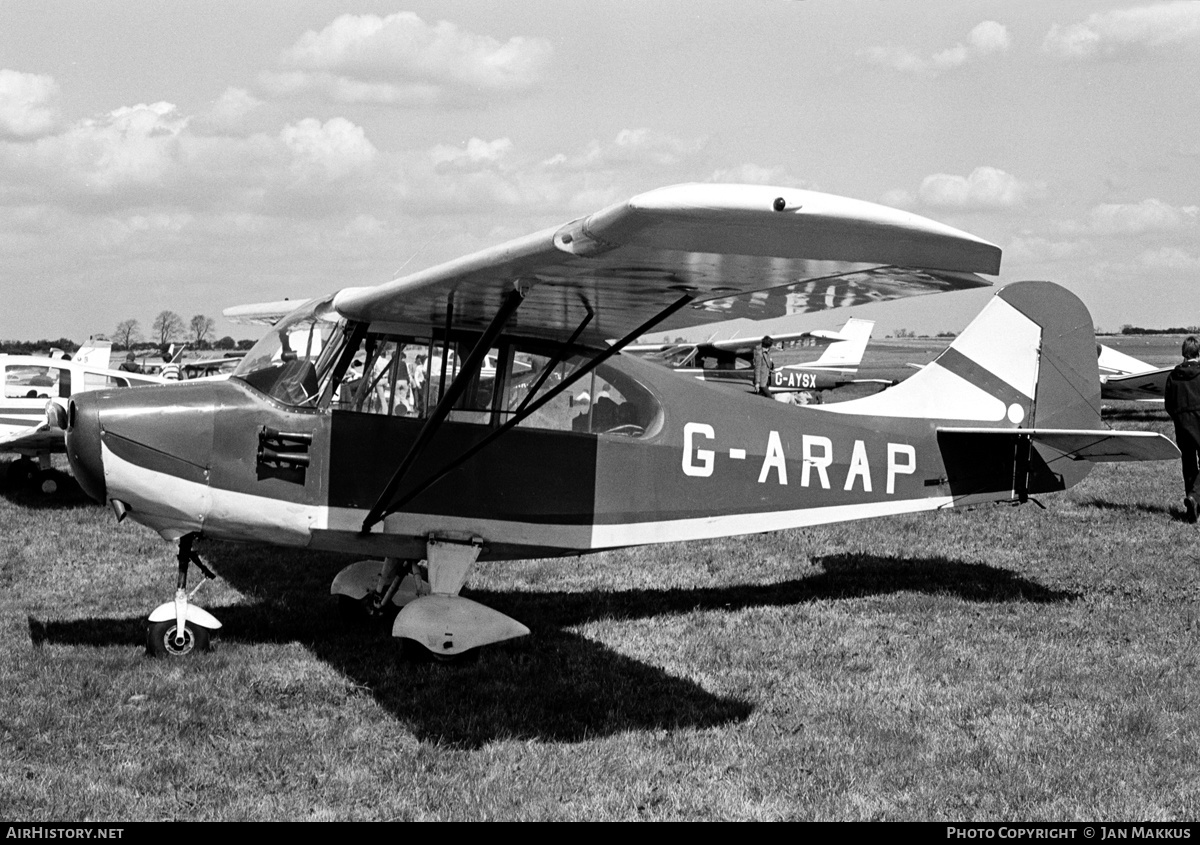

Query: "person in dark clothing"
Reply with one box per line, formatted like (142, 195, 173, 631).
(752, 336, 775, 397)
(1164, 335, 1200, 523)
(118, 351, 142, 373)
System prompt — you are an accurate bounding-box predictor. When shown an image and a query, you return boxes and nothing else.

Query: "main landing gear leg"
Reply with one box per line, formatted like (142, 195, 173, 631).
(391, 538, 529, 660)
(145, 533, 222, 657)
(331, 556, 429, 622)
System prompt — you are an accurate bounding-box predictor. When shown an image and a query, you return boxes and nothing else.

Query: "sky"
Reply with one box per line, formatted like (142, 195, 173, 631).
(1, 0, 1198, 344)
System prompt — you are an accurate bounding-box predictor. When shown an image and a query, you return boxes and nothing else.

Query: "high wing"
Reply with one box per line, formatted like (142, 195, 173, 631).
(624, 325, 847, 357)
(224, 299, 316, 327)
(625, 322, 854, 371)
(330, 183, 1000, 344)
(706, 326, 850, 353)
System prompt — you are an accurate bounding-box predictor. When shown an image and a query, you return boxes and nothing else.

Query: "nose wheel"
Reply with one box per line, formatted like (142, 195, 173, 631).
(146, 619, 212, 657)
(145, 533, 222, 658)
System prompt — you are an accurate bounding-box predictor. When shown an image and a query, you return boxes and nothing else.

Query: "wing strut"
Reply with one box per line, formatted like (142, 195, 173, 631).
(512, 301, 593, 417)
(360, 287, 525, 533)
(374, 294, 694, 521)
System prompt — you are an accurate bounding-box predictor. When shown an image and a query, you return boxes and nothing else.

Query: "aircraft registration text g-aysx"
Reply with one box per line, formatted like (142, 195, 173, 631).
(682, 421, 916, 495)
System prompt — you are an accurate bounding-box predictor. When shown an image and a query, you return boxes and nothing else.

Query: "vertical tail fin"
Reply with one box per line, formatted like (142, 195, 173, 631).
(822, 281, 1101, 429)
(810, 318, 875, 370)
(822, 281, 1111, 498)
(73, 337, 113, 369)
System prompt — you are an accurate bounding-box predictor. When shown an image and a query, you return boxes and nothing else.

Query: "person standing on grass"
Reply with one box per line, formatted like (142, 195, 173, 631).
(1164, 335, 1200, 523)
(752, 336, 775, 397)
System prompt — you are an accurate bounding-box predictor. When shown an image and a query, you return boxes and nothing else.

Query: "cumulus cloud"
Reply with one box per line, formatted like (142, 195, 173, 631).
(49, 102, 189, 191)
(1082, 199, 1199, 235)
(1138, 246, 1200, 270)
(260, 12, 552, 106)
(1005, 235, 1095, 264)
(1044, 1, 1200, 60)
(864, 21, 1010, 75)
(0, 68, 60, 138)
(280, 116, 376, 179)
(192, 87, 264, 135)
(886, 166, 1041, 212)
(542, 128, 706, 171)
(707, 163, 814, 189)
(431, 137, 514, 170)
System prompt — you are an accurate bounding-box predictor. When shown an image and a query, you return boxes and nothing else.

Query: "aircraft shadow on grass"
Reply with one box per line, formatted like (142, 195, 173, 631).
(1071, 495, 1179, 519)
(0, 468, 89, 511)
(1101, 407, 1169, 423)
(27, 544, 1075, 747)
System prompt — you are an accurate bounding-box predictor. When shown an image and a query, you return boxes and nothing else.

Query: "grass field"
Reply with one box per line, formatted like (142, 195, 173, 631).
(2, 367, 1199, 820)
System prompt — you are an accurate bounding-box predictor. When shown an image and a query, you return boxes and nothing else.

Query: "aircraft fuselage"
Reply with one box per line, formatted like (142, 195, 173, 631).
(66, 347, 1063, 562)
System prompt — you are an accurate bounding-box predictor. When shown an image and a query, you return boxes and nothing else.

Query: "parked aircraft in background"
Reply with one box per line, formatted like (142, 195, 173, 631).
(60, 183, 1177, 661)
(2, 339, 167, 493)
(1098, 344, 1171, 403)
(181, 355, 246, 380)
(627, 318, 877, 404)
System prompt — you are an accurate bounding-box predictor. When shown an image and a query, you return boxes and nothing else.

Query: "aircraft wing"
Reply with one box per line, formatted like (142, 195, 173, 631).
(1101, 367, 1171, 402)
(0, 422, 61, 454)
(1097, 343, 1155, 378)
(331, 183, 1000, 344)
(705, 327, 848, 353)
(224, 299, 315, 326)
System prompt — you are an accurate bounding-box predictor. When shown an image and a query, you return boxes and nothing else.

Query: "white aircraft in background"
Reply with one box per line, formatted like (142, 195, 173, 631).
(1, 338, 168, 493)
(1097, 344, 1171, 403)
(627, 318, 878, 404)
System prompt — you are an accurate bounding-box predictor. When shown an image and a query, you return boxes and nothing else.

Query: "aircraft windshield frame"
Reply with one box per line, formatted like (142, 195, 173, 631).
(232, 295, 348, 408)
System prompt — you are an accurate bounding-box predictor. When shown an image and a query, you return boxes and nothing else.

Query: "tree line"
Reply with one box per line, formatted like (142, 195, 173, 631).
(1118, 324, 1200, 336)
(112, 311, 253, 352)
(1, 311, 255, 357)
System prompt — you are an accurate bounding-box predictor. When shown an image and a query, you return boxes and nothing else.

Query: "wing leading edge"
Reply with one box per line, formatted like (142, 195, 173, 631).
(332, 183, 1001, 344)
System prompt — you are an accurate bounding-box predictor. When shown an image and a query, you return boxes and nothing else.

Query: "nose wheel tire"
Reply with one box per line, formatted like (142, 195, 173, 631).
(146, 620, 212, 657)
(35, 469, 60, 496)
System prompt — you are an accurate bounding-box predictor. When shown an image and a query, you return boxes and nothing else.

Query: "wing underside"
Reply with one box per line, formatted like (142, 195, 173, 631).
(331, 184, 1001, 343)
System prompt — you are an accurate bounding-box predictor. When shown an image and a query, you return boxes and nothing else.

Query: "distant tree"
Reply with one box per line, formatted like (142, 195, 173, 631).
(152, 310, 185, 347)
(236, 339, 256, 350)
(189, 314, 216, 347)
(214, 336, 236, 350)
(113, 319, 141, 351)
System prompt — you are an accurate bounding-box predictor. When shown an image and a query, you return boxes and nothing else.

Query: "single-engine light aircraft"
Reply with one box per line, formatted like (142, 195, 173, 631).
(2, 339, 167, 493)
(61, 183, 1178, 659)
(627, 317, 877, 404)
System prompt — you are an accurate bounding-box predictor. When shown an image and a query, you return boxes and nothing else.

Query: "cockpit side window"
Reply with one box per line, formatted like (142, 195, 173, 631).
(328, 329, 662, 438)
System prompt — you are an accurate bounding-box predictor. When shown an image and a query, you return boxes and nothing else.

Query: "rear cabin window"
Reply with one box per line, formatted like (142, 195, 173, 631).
(4, 365, 59, 398)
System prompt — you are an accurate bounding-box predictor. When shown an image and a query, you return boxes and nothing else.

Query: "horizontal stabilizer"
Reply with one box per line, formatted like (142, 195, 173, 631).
(938, 427, 1179, 463)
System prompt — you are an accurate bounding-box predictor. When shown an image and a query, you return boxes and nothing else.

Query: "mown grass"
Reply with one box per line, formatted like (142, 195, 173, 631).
(2, 402, 1199, 821)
